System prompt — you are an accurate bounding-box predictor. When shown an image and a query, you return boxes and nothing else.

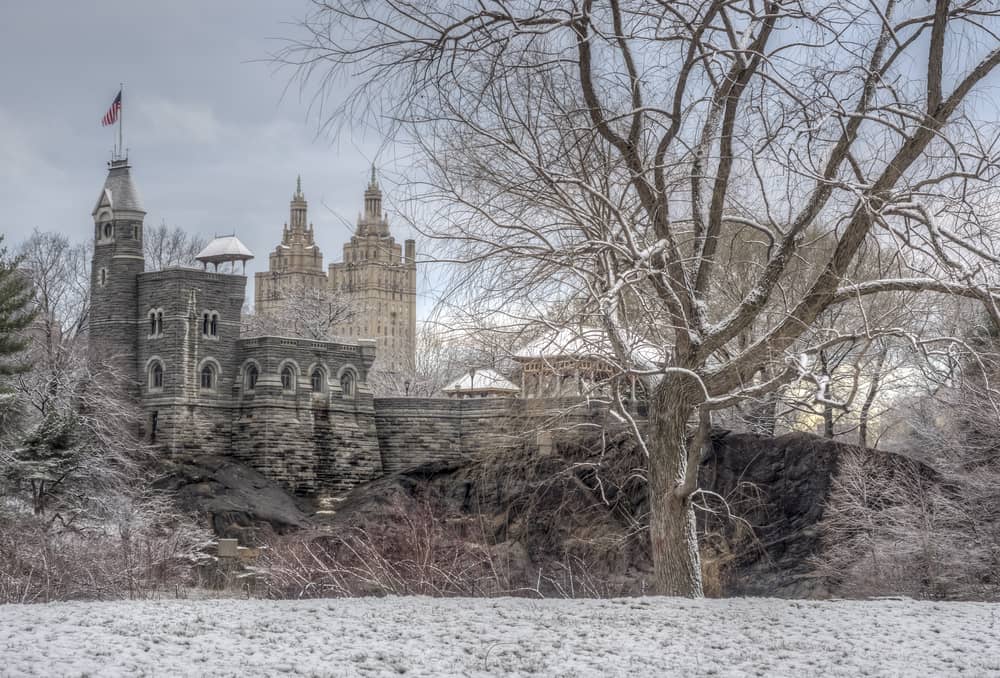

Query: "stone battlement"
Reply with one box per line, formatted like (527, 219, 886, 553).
(139, 267, 247, 283)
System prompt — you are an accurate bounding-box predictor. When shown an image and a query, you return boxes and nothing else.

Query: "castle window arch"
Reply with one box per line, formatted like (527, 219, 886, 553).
(146, 357, 164, 392)
(337, 365, 359, 399)
(197, 357, 221, 392)
(102, 222, 113, 240)
(308, 364, 327, 393)
(244, 362, 260, 391)
(278, 360, 300, 393)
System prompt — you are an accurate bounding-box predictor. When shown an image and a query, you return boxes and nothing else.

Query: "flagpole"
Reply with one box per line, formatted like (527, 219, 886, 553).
(118, 83, 124, 160)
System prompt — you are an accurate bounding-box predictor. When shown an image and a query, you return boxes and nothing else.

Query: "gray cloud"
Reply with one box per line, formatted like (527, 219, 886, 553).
(0, 1, 421, 309)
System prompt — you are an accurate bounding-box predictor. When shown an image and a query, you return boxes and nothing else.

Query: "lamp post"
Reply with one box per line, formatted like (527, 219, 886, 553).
(404, 379, 411, 396)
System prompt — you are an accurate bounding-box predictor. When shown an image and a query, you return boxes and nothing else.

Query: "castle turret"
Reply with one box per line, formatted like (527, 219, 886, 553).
(90, 157, 145, 380)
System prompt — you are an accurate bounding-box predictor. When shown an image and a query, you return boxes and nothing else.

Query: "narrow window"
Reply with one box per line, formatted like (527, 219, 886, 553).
(210, 313, 218, 337)
(311, 369, 323, 393)
(103, 223, 113, 239)
(200, 364, 215, 390)
(202, 313, 209, 336)
(340, 372, 355, 398)
(246, 364, 258, 391)
(281, 366, 294, 391)
(149, 311, 157, 336)
(156, 311, 163, 336)
(99, 268, 107, 286)
(150, 411, 158, 444)
(149, 361, 163, 390)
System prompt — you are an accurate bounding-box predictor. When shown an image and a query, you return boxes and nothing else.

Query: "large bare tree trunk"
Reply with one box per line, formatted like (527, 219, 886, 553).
(648, 382, 703, 597)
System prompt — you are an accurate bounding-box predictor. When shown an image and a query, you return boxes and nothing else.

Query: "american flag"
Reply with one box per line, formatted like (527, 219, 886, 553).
(101, 90, 122, 127)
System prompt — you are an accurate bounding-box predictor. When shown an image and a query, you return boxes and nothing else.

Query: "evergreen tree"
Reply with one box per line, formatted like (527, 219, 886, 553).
(0, 234, 38, 376)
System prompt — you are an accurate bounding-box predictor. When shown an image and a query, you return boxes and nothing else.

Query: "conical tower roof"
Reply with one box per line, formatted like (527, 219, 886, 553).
(92, 158, 144, 216)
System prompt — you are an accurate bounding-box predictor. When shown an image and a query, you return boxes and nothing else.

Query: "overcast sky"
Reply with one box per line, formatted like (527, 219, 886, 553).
(0, 1, 426, 309)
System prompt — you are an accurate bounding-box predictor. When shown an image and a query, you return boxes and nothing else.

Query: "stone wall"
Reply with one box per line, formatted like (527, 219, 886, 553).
(137, 268, 246, 451)
(373, 397, 629, 474)
(231, 336, 382, 496)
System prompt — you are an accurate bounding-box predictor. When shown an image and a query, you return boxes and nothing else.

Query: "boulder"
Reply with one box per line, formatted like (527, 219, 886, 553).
(154, 454, 309, 544)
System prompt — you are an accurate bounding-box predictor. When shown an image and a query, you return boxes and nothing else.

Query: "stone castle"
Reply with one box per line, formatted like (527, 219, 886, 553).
(87, 155, 554, 498)
(254, 169, 416, 374)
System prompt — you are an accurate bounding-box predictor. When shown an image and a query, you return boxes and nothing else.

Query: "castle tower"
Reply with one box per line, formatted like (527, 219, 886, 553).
(254, 176, 326, 316)
(328, 167, 417, 375)
(89, 157, 145, 380)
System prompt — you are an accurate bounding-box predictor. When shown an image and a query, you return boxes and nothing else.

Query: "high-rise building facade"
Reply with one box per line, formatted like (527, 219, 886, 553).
(255, 169, 417, 374)
(254, 177, 327, 316)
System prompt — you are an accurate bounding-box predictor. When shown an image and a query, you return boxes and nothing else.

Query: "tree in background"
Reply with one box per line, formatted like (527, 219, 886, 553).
(14, 231, 90, 423)
(144, 221, 207, 271)
(242, 282, 357, 341)
(0, 234, 38, 379)
(287, 1, 1000, 596)
(0, 230, 212, 600)
(371, 320, 525, 396)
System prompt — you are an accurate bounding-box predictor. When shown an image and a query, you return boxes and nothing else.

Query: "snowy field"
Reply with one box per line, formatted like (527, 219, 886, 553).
(1, 596, 999, 677)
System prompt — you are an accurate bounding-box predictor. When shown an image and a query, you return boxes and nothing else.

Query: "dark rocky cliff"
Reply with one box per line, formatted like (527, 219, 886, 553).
(320, 430, 931, 597)
(162, 432, 931, 597)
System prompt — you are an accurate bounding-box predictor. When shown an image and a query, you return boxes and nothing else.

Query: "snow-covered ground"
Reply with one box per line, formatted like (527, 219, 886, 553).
(2, 596, 999, 677)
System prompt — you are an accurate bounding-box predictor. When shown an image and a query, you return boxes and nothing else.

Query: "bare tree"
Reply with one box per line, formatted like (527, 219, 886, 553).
(368, 321, 524, 396)
(15, 231, 91, 420)
(144, 222, 207, 271)
(286, 1, 1000, 596)
(242, 282, 357, 341)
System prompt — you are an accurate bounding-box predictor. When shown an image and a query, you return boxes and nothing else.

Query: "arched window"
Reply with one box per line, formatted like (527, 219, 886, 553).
(200, 364, 216, 390)
(245, 364, 259, 391)
(202, 313, 209, 336)
(157, 311, 163, 336)
(149, 311, 157, 336)
(148, 361, 164, 390)
(340, 371, 355, 398)
(102, 223, 113, 239)
(281, 366, 295, 391)
(210, 313, 218, 337)
(311, 369, 324, 393)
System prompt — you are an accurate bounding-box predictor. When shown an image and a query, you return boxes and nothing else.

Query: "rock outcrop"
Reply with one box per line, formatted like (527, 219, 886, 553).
(155, 454, 310, 543)
(166, 433, 932, 597)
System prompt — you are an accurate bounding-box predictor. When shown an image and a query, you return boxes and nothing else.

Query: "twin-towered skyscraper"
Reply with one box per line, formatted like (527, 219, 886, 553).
(254, 170, 417, 374)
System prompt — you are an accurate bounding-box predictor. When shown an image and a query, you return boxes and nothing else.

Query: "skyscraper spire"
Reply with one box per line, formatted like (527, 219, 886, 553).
(363, 166, 383, 228)
(290, 175, 307, 231)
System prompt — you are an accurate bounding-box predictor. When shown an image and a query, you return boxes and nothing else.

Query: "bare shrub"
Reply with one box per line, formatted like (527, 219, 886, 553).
(0, 493, 214, 604)
(811, 450, 997, 600)
(259, 489, 639, 600)
(258, 498, 511, 598)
